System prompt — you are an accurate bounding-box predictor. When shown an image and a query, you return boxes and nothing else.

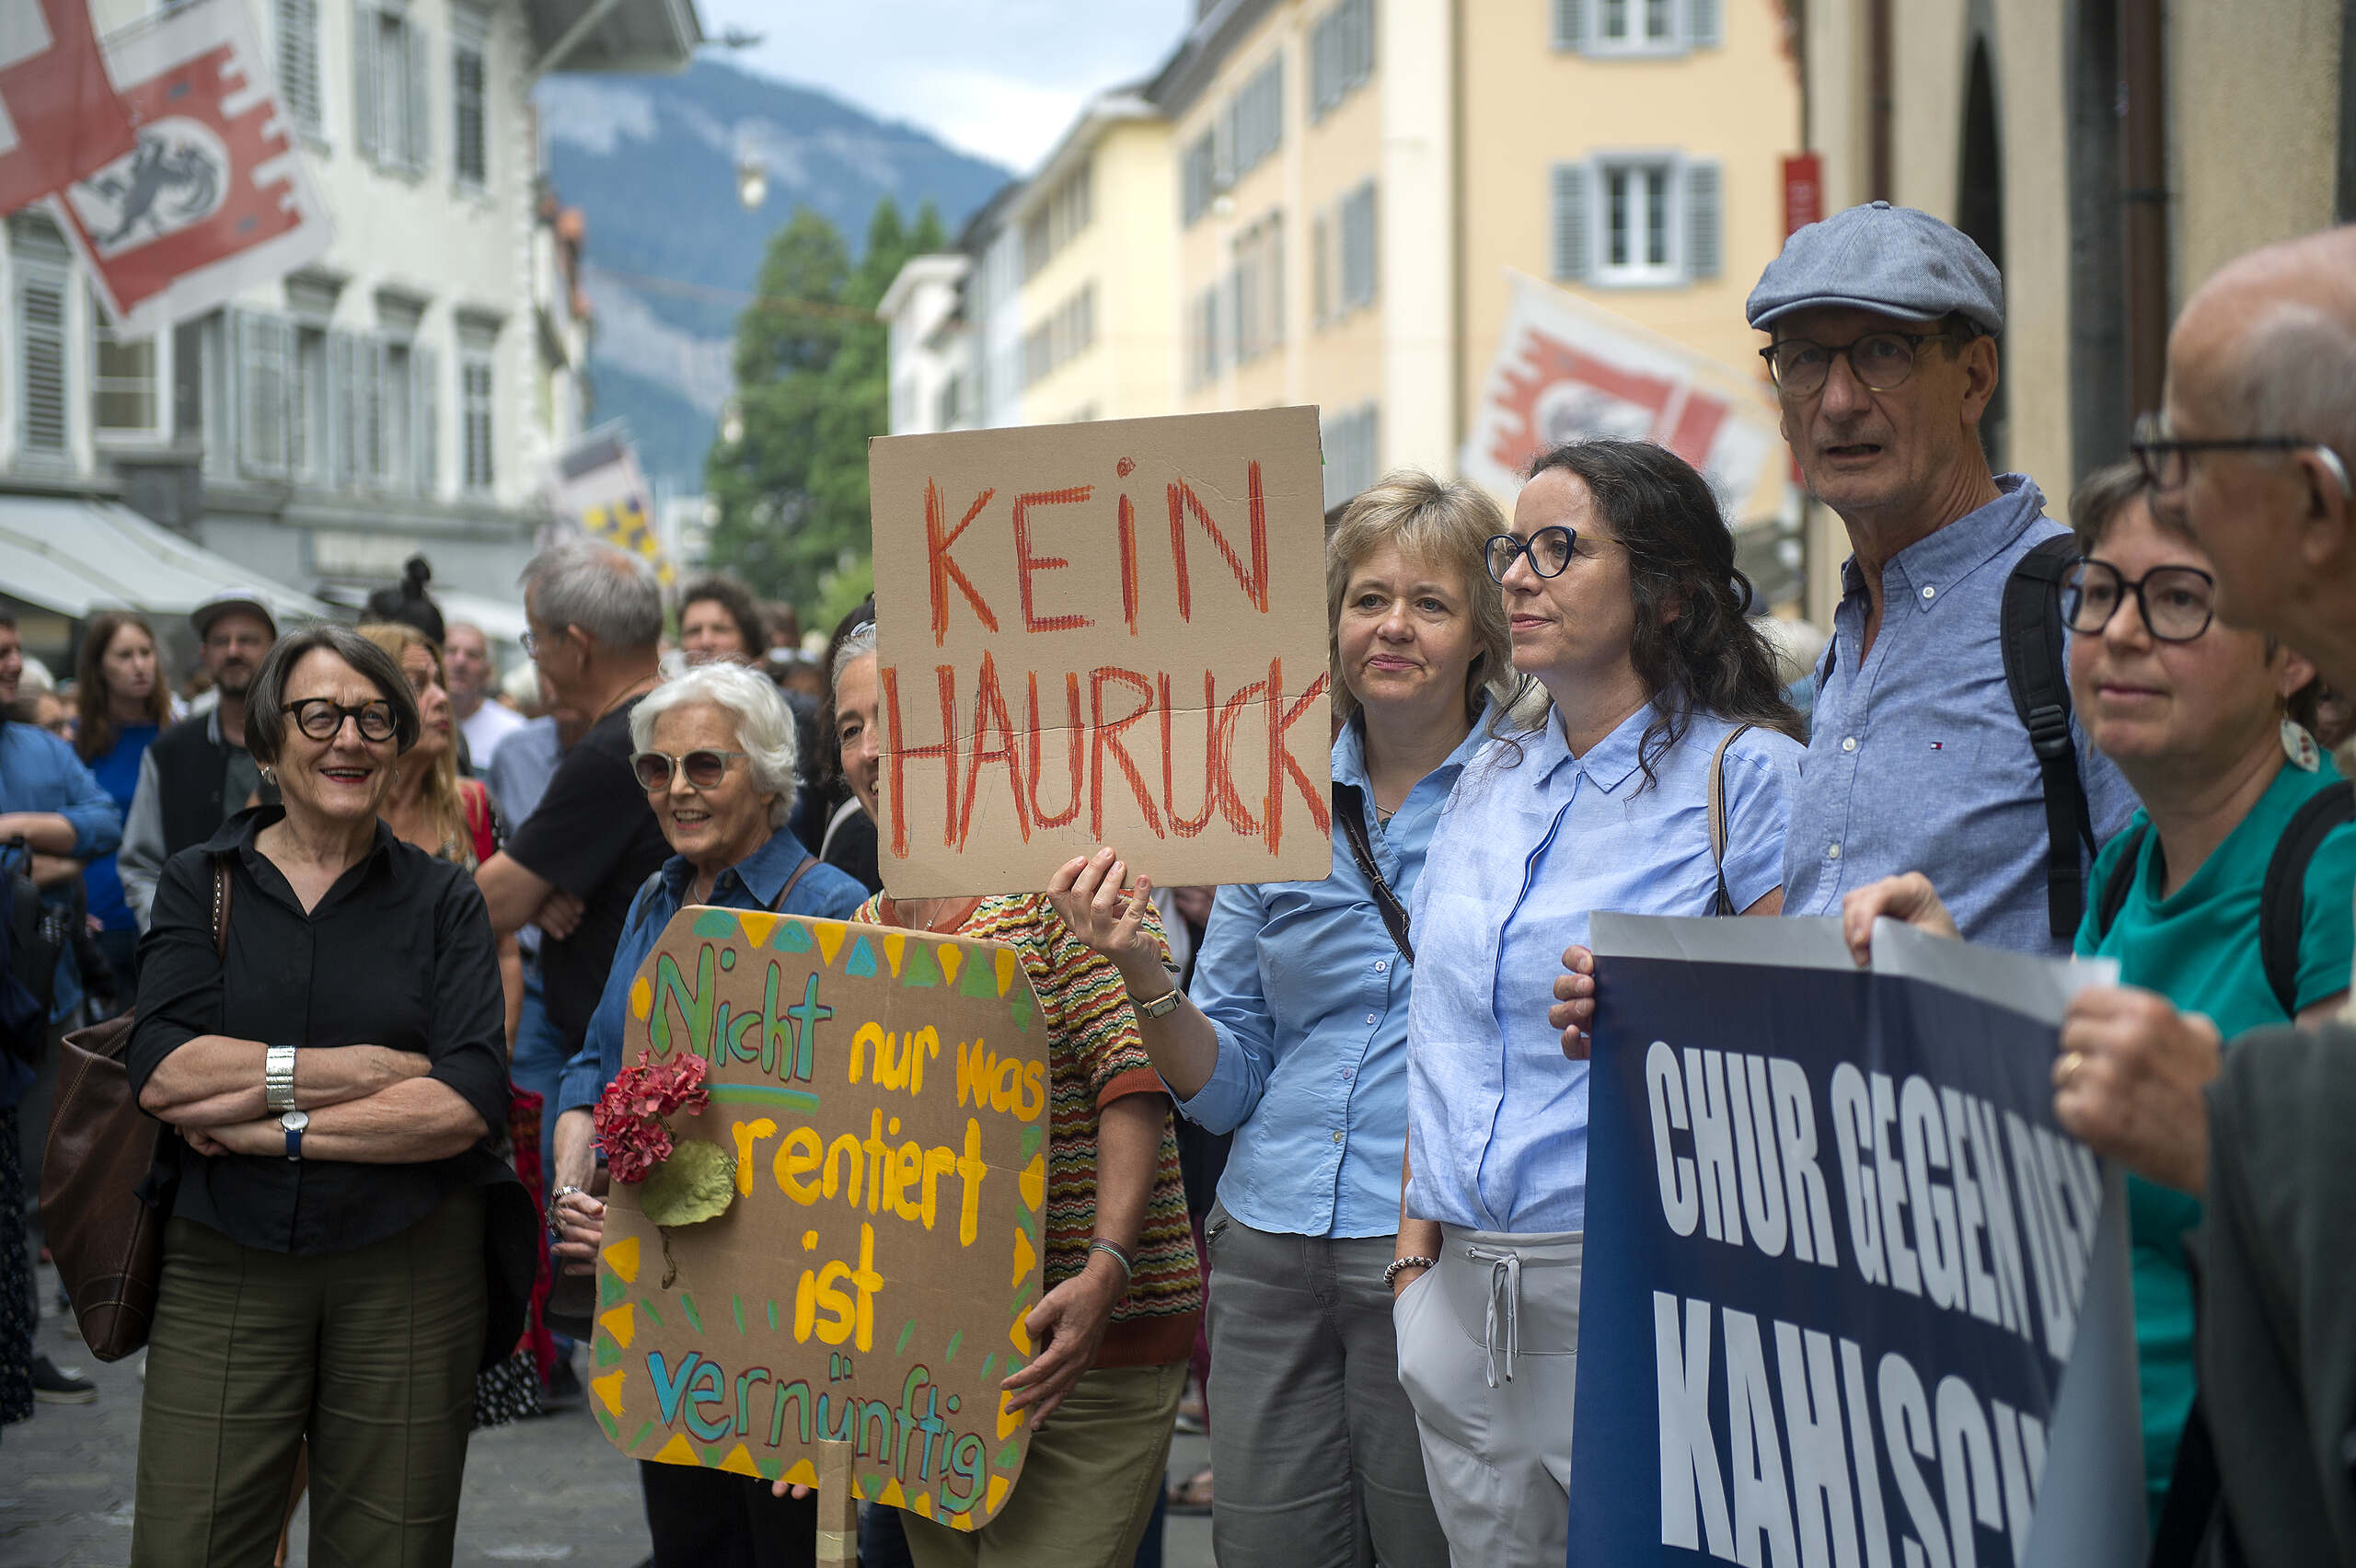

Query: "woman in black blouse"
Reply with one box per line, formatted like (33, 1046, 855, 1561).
(126, 625, 517, 1567)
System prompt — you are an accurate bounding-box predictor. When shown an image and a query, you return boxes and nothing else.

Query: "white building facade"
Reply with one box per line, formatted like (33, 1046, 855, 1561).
(0, 0, 698, 623)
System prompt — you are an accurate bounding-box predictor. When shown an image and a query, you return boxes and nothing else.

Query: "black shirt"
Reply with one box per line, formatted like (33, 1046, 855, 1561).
(128, 808, 512, 1256)
(501, 698, 669, 1045)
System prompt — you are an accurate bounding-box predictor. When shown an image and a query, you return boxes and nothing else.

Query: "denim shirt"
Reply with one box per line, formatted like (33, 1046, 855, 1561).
(1406, 704, 1802, 1233)
(1178, 710, 1492, 1239)
(0, 721, 123, 1018)
(554, 827, 868, 1117)
(1781, 475, 2138, 956)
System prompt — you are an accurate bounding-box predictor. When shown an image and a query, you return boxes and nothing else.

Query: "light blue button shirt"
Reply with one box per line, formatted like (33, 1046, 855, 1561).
(1781, 474, 2138, 956)
(1179, 710, 1493, 1239)
(1406, 704, 1802, 1232)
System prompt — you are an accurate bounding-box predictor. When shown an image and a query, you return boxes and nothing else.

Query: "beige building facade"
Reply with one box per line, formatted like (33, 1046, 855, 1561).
(1156, 0, 1803, 511)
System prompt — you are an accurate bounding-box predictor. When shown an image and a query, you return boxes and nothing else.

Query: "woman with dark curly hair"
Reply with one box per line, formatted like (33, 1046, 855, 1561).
(1392, 439, 1804, 1565)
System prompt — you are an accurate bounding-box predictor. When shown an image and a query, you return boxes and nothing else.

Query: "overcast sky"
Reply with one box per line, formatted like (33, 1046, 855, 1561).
(693, 1, 1196, 174)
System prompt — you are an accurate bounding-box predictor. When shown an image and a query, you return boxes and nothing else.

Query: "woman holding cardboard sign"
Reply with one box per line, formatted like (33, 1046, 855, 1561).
(826, 618, 1204, 1568)
(1400, 440, 1805, 1565)
(1051, 470, 1512, 1568)
(547, 658, 866, 1568)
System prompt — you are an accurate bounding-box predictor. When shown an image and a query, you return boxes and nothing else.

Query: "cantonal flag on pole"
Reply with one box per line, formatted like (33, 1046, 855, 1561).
(53, 0, 330, 335)
(0, 0, 139, 214)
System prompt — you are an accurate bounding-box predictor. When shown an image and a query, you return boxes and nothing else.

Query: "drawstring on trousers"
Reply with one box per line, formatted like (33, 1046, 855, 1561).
(1463, 1242, 1522, 1388)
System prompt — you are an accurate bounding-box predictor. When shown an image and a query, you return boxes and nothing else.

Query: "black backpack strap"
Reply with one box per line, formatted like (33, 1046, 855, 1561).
(2002, 535, 2096, 939)
(2092, 821, 2150, 943)
(2258, 781, 2356, 1016)
(1332, 781, 1413, 965)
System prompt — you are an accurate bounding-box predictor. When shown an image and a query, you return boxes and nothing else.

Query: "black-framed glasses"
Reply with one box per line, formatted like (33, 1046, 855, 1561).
(631, 749, 750, 791)
(1484, 525, 1576, 583)
(1759, 330, 1949, 398)
(2062, 557, 2216, 643)
(2129, 411, 2326, 491)
(283, 698, 398, 743)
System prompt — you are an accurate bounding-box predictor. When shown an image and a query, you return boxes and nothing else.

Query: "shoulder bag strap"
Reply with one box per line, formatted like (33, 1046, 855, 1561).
(2258, 781, 2356, 1016)
(772, 855, 818, 913)
(2002, 534, 2096, 938)
(1331, 780, 1413, 966)
(1708, 725, 1752, 916)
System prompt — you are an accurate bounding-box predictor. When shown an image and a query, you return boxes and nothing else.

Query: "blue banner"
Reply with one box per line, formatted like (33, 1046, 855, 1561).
(1570, 917, 2142, 1568)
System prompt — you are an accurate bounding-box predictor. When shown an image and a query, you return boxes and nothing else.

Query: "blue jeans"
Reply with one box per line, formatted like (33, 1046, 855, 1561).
(509, 964, 570, 1184)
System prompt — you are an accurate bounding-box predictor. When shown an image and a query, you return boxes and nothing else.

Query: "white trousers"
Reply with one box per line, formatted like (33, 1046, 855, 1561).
(1392, 1226, 1583, 1568)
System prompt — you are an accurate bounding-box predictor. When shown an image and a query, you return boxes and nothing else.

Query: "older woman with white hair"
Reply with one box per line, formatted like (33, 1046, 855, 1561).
(547, 658, 866, 1568)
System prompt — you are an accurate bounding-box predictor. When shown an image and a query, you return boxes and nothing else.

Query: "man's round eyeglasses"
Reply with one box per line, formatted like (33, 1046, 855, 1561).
(1759, 331, 1949, 398)
(1484, 526, 1576, 583)
(283, 699, 398, 743)
(2062, 557, 2216, 643)
(632, 749, 750, 792)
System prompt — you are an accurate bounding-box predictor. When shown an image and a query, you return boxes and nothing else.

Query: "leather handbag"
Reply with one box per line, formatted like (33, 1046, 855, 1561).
(40, 856, 230, 1360)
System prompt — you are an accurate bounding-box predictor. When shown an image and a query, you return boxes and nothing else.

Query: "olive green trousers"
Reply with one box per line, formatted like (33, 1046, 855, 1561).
(132, 1191, 486, 1568)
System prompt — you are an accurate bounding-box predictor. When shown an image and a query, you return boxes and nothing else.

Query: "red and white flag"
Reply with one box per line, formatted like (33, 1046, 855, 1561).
(53, 0, 329, 334)
(0, 0, 138, 213)
(1461, 271, 1793, 525)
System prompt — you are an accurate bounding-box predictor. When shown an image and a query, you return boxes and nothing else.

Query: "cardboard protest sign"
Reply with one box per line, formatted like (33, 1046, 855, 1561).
(869, 408, 1334, 897)
(1570, 916, 2145, 1568)
(591, 908, 1050, 1532)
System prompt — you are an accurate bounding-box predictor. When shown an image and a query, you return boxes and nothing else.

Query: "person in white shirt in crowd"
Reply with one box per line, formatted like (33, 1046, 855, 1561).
(445, 622, 525, 777)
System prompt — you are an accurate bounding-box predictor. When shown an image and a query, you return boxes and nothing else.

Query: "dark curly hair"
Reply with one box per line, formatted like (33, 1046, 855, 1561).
(1511, 440, 1802, 786)
(678, 574, 767, 657)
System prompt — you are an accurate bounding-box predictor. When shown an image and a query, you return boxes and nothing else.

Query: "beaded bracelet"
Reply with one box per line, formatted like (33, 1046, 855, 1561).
(1382, 1254, 1438, 1288)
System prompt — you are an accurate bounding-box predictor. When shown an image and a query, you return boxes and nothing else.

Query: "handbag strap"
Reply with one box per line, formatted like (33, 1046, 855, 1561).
(209, 854, 233, 957)
(1707, 725, 1752, 917)
(772, 855, 817, 912)
(1331, 781, 1413, 966)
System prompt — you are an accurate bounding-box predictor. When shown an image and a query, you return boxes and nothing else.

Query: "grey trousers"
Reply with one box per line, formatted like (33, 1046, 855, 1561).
(1392, 1227, 1582, 1568)
(1203, 1205, 1450, 1568)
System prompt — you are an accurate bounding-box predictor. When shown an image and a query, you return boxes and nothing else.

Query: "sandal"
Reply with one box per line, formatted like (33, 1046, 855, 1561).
(1165, 1466, 1214, 1516)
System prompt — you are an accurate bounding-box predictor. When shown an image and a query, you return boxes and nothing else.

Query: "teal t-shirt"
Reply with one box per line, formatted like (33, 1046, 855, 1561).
(2073, 757, 2356, 1518)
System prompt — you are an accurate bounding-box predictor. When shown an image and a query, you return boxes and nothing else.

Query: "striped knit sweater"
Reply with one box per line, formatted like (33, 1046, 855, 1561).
(856, 892, 1203, 1367)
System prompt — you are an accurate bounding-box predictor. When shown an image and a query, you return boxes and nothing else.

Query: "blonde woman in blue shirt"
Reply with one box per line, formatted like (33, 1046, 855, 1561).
(1392, 440, 1806, 1566)
(1051, 471, 1516, 1568)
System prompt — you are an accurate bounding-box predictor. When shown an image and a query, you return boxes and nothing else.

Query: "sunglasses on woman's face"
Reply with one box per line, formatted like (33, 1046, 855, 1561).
(631, 748, 749, 792)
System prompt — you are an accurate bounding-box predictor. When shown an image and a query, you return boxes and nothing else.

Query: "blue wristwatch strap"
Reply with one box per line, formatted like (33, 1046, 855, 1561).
(283, 1118, 303, 1160)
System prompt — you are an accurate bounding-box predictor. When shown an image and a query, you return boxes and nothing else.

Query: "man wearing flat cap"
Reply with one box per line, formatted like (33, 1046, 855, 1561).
(117, 590, 278, 931)
(1751, 201, 2135, 955)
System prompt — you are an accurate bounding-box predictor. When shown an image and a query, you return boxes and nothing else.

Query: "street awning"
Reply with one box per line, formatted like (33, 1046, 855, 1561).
(320, 583, 530, 653)
(0, 496, 332, 624)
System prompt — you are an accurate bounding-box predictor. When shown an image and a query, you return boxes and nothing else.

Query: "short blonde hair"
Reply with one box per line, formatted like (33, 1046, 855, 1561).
(1325, 469, 1518, 726)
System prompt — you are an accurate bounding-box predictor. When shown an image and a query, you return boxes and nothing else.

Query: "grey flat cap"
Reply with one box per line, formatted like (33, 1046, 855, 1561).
(191, 589, 279, 641)
(1746, 201, 2004, 335)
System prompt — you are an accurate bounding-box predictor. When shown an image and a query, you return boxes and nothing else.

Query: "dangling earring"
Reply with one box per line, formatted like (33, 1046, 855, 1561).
(2283, 716, 2321, 771)
(259, 765, 273, 783)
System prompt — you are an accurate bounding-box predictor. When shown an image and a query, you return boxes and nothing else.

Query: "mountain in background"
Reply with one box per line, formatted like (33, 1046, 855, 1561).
(536, 57, 1010, 499)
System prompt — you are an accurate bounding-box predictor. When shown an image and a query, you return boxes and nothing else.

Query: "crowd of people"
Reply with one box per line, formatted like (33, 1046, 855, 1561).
(0, 201, 2352, 1568)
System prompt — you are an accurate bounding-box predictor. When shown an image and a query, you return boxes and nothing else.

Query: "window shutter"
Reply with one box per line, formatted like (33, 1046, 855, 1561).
(1687, 0, 1721, 47)
(328, 329, 352, 485)
(1553, 164, 1590, 281)
(414, 341, 438, 493)
(18, 271, 67, 455)
(361, 337, 386, 482)
(405, 21, 431, 172)
(352, 1, 378, 161)
(278, 0, 321, 135)
(1684, 159, 1722, 280)
(237, 312, 290, 477)
(1553, 0, 1588, 50)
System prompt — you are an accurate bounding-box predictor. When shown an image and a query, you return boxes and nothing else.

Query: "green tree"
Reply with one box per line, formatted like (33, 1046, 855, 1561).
(706, 198, 949, 613)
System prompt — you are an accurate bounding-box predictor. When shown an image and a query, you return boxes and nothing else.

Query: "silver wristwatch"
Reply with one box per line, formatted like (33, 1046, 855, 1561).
(264, 1045, 297, 1113)
(1131, 975, 1184, 1020)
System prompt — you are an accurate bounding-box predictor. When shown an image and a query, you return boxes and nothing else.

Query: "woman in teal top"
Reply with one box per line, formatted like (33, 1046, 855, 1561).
(1844, 462, 2355, 1523)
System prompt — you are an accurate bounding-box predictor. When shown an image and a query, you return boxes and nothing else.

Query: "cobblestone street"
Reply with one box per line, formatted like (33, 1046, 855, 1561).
(4, 1261, 1214, 1567)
